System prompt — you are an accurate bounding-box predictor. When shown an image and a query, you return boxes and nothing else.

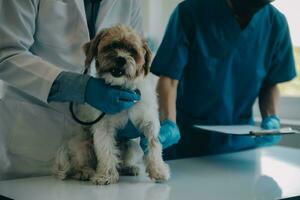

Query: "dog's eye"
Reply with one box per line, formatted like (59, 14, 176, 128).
(128, 48, 137, 55)
(109, 43, 120, 49)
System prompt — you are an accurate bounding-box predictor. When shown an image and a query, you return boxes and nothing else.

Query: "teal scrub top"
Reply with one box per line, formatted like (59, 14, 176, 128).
(151, 0, 296, 126)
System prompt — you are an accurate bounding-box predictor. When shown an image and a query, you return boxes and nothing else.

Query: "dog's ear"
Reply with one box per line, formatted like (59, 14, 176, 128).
(82, 30, 106, 68)
(142, 40, 152, 76)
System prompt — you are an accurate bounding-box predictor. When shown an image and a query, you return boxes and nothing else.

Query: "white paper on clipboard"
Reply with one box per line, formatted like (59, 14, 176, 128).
(194, 125, 263, 135)
(194, 125, 299, 135)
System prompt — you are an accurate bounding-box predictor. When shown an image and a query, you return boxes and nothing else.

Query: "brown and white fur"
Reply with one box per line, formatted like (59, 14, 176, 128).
(53, 25, 170, 185)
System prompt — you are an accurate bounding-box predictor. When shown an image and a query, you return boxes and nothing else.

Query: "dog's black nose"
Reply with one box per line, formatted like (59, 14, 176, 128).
(116, 57, 126, 67)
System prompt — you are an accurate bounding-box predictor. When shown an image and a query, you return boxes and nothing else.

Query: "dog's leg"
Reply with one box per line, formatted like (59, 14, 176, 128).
(72, 166, 95, 181)
(54, 130, 95, 181)
(133, 118, 170, 182)
(53, 144, 71, 180)
(91, 125, 120, 185)
(69, 130, 96, 181)
(118, 139, 142, 176)
(144, 130, 170, 182)
(70, 147, 95, 181)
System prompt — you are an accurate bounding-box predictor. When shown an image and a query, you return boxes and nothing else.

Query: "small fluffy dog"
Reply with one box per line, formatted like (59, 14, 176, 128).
(53, 25, 170, 185)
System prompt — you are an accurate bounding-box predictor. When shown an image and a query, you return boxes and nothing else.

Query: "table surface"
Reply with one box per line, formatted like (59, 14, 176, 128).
(1, 146, 300, 200)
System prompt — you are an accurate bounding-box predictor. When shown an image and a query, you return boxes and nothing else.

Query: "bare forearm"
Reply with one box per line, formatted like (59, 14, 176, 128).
(258, 84, 280, 118)
(157, 76, 178, 122)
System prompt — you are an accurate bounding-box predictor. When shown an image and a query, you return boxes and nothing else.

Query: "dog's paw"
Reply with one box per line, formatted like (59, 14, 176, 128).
(54, 170, 68, 180)
(146, 162, 170, 183)
(119, 165, 140, 176)
(72, 167, 95, 181)
(91, 170, 119, 185)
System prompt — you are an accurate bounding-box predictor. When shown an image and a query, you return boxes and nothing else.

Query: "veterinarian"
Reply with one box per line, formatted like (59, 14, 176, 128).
(150, 0, 298, 159)
(121, 0, 297, 159)
(0, 0, 176, 179)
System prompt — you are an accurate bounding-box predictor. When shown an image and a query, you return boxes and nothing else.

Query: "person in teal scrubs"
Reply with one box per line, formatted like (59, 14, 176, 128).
(147, 0, 297, 159)
(118, 0, 297, 159)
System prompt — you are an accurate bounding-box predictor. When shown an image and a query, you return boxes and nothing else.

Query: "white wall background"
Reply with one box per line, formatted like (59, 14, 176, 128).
(141, 0, 182, 51)
(141, 0, 300, 48)
(273, 0, 300, 47)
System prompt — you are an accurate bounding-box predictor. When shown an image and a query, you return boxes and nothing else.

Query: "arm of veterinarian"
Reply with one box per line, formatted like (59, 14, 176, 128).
(48, 72, 140, 114)
(0, 0, 140, 114)
(259, 84, 281, 130)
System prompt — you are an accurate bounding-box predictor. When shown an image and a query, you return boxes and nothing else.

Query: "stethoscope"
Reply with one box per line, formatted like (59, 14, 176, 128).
(69, 64, 131, 126)
(70, 0, 105, 126)
(69, 66, 106, 126)
(69, 103, 106, 126)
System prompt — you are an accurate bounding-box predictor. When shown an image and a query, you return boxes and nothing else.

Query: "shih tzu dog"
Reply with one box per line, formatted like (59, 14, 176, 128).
(53, 25, 170, 185)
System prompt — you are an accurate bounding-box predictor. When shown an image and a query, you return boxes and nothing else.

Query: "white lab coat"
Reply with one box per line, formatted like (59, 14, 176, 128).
(0, 0, 143, 179)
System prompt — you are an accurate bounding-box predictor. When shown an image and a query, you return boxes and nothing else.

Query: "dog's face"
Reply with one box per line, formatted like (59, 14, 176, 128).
(83, 25, 152, 86)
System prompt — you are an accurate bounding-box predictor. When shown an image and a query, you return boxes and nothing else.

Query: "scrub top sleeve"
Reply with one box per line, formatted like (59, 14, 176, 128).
(151, 6, 190, 80)
(264, 21, 297, 85)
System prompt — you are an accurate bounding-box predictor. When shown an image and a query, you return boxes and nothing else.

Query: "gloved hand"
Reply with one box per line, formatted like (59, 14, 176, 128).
(257, 115, 282, 145)
(118, 119, 181, 151)
(261, 115, 280, 130)
(117, 120, 141, 140)
(48, 72, 140, 114)
(85, 77, 141, 114)
(154, 119, 181, 150)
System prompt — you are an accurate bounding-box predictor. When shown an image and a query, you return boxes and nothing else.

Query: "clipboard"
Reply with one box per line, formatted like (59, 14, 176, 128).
(193, 125, 300, 136)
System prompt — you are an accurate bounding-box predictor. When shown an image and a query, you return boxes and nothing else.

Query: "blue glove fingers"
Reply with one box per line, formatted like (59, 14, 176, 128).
(159, 131, 180, 149)
(261, 115, 280, 130)
(108, 90, 140, 113)
(159, 120, 181, 148)
(118, 90, 141, 102)
(259, 115, 281, 145)
(139, 120, 181, 153)
(256, 135, 282, 144)
(117, 120, 142, 140)
(106, 96, 137, 114)
(85, 77, 141, 114)
(119, 119, 181, 153)
(116, 101, 136, 111)
(263, 119, 280, 129)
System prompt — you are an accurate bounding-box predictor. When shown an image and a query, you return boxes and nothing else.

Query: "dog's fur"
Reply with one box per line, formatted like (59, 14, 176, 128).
(53, 25, 170, 185)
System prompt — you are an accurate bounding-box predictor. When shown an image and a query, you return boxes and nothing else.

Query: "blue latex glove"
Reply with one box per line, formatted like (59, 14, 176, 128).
(261, 115, 281, 130)
(117, 120, 141, 140)
(118, 120, 181, 151)
(155, 120, 181, 149)
(48, 72, 140, 114)
(85, 77, 141, 114)
(257, 115, 282, 145)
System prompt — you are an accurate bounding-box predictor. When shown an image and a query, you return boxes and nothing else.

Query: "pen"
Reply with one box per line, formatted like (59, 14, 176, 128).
(250, 127, 299, 136)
